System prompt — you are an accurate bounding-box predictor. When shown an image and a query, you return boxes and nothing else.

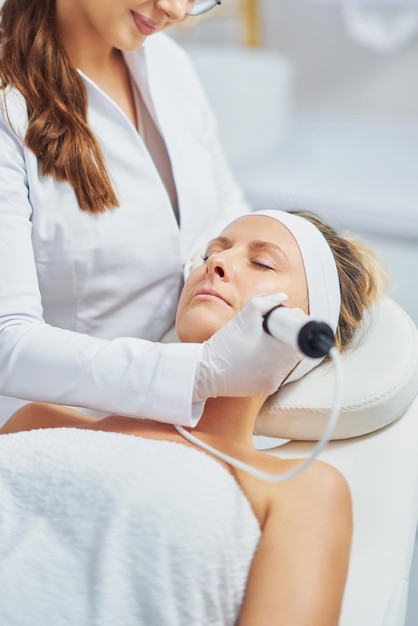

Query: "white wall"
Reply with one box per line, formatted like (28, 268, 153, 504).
(175, 0, 418, 117)
(260, 0, 418, 117)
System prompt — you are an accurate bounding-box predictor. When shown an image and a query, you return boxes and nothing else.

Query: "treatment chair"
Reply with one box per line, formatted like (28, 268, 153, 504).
(255, 298, 418, 626)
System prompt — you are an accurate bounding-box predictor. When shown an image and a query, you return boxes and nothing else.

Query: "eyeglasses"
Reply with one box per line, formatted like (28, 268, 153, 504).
(186, 0, 222, 17)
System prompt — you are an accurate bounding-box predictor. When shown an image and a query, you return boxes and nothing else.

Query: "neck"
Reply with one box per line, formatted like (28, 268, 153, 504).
(193, 396, 267, 448)
(56, 3, 116, 74)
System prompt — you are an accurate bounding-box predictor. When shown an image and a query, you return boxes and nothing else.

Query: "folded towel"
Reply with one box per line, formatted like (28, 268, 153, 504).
(0, 428, 260, 626)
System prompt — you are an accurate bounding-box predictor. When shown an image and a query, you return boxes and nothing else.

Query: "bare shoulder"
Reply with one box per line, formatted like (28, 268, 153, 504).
(240, 447, 350, 496)
(0, 402, 98, 434)
(265, 456, 353, 573)
(237, 457, 353, 626)
(232, 449, 351, 532)
(269, 455, 352, 519)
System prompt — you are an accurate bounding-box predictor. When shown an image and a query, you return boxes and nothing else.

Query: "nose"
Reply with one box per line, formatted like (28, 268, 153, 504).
(155, 0, 189, 21)
(205, 251, 233, 281)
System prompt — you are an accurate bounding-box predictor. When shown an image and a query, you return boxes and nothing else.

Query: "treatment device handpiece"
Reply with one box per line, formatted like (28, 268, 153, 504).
(262, 304, 335, 357)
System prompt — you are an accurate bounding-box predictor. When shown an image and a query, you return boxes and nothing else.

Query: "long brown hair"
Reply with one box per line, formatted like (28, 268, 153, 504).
(290, 210, 389, 352)
(0, 0, 118, 213)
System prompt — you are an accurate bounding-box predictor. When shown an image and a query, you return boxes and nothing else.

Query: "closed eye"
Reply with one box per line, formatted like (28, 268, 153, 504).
(251, 259, 275, 270)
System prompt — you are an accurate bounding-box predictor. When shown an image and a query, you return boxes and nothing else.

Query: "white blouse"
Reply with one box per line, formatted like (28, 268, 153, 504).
(130, 76, 179, 222)
(0, 34, 250, 425)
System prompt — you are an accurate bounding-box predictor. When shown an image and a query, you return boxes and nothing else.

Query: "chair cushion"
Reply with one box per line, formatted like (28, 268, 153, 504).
(255, 299, 418, 440)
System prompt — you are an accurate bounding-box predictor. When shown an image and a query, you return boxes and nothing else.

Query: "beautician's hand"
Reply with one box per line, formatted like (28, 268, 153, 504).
(194, 293, 302, 400)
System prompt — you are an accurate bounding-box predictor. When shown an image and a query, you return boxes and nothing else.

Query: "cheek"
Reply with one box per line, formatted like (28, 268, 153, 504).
(246, 273, 308, 312)
(176, 269, 201, 318)
(175, 295, 191, 338)
(175, 273, 201, 339)
(239, 276, 284, 305)
(280, 272, 309, 312)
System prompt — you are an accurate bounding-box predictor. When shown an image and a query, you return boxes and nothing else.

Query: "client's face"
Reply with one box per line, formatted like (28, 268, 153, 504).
(176, 215, 309, 343)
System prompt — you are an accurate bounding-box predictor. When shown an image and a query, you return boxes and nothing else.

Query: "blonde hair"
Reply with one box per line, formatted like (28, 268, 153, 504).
(0, 0, 118, 214)
(289, 210, 390, 352)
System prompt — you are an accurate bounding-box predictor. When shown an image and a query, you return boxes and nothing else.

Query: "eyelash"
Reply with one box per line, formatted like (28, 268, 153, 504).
(201, 253, 274, 271)
(252, 260, 274, 271)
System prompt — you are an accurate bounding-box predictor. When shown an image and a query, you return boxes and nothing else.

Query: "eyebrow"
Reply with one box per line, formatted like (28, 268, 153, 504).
(250, 240, 289, 263)
(206, 237, 289, 264)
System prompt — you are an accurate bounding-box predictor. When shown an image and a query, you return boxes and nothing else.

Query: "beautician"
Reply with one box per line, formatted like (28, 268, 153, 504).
(0, 0, 293, 427)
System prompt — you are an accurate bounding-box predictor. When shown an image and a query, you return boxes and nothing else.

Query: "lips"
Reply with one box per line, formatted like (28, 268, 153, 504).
(131, 11, 160, 36)
(193, 288, 232, 306)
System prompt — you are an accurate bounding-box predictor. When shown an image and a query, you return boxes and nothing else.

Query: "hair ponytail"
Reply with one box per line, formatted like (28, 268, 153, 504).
(0, 0, 119, 213)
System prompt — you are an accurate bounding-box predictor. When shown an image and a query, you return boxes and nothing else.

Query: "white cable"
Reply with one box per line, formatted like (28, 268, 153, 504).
(174, 346, 343, 483)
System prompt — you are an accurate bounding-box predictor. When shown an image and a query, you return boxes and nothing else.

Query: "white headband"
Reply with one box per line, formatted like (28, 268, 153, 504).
(253, 210, 341, 383)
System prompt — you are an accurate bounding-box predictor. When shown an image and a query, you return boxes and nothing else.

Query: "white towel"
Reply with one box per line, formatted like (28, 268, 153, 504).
(0, 428, 261, 626)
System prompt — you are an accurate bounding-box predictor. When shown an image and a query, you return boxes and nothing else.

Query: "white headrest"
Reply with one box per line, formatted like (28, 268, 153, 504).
(255, 299, 418, 440)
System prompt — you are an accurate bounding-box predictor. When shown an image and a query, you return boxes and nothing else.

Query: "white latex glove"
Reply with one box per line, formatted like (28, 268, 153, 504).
(194, 293, 302, 401)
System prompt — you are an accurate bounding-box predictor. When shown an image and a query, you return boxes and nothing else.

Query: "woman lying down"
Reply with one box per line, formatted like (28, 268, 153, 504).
(0, 209, 386, 626)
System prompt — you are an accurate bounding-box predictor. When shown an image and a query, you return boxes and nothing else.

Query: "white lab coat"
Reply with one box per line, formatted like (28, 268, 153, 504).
(0, 34, 249, 426)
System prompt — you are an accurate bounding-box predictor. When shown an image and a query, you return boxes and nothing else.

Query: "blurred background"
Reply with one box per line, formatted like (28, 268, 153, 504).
(171, 1, 418, 623)
(171, 0, 417, 326)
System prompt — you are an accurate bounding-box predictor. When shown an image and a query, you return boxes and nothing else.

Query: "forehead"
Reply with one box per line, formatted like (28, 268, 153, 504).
(220, 215, 302, 258)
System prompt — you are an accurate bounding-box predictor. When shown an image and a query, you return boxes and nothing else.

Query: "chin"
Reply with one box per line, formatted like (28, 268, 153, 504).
(176, 307, 233, 344)
(176, 318, 221, 344)
(176, 327, 216, 344)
